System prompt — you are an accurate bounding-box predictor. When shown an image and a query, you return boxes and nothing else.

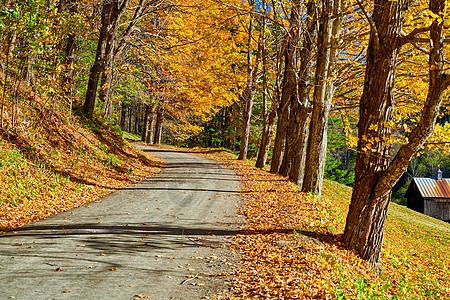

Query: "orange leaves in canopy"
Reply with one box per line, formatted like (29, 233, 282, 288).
(160, 0, 249, 123)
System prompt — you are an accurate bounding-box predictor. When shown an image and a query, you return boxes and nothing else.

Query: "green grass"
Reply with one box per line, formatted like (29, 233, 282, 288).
(321, 179, 449, 299)
(122, 131, 141, 141)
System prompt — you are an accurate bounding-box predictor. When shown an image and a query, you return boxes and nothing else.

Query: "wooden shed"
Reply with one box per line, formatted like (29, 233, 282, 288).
(406, 174, 450, 222)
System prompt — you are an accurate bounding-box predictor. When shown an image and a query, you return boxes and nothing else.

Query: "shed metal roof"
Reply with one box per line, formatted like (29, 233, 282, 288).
(413, 178, 450, 198)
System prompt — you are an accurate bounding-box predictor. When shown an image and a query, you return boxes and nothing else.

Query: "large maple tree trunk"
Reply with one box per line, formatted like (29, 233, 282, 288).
(287, 0, 317, 185)
(302, 0, 342, 196)
(344, 0, 450, 270)
(270, 0, 301, 174)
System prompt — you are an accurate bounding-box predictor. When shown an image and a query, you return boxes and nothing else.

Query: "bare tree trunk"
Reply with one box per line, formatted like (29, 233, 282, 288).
(302, 0, 343, 196)
(343, 0, 450, 270)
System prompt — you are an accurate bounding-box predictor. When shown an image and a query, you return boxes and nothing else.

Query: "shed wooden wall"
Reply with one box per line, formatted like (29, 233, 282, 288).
(424, 198, 450, 222)
(406, 182, 424, 213)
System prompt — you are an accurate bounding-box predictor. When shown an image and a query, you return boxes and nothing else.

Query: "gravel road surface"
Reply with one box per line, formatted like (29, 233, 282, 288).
(0, 146, 242, 299)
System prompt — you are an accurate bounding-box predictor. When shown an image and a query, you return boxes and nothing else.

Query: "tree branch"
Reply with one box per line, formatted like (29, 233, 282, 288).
(442, 73, 450, 90)
(355, 0, 380, 51)
(398, 26, 432, 47)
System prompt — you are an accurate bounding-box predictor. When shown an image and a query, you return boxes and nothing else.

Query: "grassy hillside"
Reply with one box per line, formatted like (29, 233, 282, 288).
(0, 101, 163, 234)
(323, 180, 449, 299)
(184, 147, 450, 299)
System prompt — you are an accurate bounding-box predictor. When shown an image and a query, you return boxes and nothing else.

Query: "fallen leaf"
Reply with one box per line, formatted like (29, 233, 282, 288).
(133, 295, 149, 299)
(191, 283, 205, 286)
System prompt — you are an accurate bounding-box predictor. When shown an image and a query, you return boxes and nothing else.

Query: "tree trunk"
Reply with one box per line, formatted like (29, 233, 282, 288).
(83, 0, 128, 118)
(141, 104, 151, 142)
(343, 0, 450, 270)
(302, 0, 343, 196)
(256, 108, 276, 168)
(128, 103, 133, 132)
(270, 0, 302, 174)
(60, 0, 78, 100)
(99, 55, 114, 113)
(120, 101, 127, 130)
(238, 87, 256, 160)
(1, 30, 16, 129)
(238, 0, 260, 161)
(146, 103, 157, 144)
(256, 0, 281, 169)
(153, 105, 163, 144)
(289, 0, 318, 186)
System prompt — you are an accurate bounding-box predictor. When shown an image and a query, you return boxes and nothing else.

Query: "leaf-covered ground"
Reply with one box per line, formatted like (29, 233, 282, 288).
(2, 130, 448, 298)
(187, 148, 449, 299)
(0, 104, 163, 234)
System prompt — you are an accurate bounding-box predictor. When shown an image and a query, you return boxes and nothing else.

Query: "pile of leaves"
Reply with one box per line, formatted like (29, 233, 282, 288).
(190, 149, 449, 299)
(0, 102, 163, 234)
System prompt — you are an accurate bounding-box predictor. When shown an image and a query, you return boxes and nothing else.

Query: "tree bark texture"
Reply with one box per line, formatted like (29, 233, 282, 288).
(343, 0, 450, 270)
(238, 0, 260, 161)
(287, 0, 318, 185)
(141, 104, 152, 142)
(146, 103, 157, 144)
(302, 0, 343, 196)
(101, 0, 147, 117)
(153, 104, 163, 144)
(256, 0, 281, 168)
(270, 0, 302, 174)
(120, 101, 127, 130)
(60, 0, 78, 99)
(1, 30, 17, 129)
(83, 0, 128, 118)
(256, 107, 277, 168)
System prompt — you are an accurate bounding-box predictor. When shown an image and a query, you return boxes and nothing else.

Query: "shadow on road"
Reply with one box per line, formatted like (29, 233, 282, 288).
(2, 224, 330, 241)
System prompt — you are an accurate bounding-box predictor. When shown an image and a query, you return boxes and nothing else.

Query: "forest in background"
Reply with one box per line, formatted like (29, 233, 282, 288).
(1, 0, 450, 275)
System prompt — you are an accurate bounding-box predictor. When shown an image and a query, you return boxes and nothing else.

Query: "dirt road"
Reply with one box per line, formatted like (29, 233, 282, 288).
(0, 146, 242, 299)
